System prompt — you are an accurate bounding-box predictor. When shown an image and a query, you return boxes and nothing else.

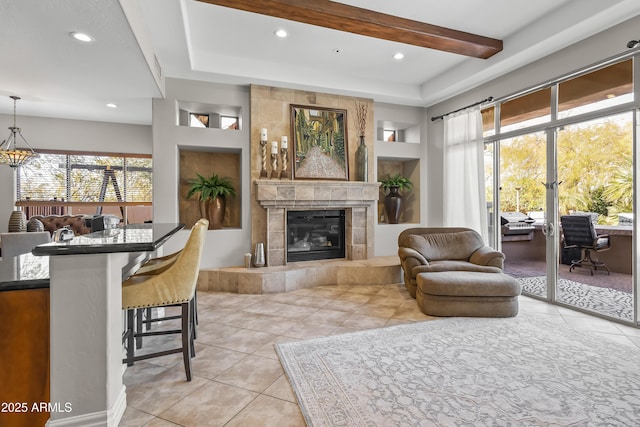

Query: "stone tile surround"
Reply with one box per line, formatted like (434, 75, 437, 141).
(254, 179, 380, 266)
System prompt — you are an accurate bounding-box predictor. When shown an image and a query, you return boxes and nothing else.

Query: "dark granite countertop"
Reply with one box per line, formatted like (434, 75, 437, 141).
(32, 223, 185, 256)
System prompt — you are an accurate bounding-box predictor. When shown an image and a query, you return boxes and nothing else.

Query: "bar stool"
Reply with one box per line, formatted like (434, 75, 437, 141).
(131, 219, 207, 347)
(122, 219, 207, 381)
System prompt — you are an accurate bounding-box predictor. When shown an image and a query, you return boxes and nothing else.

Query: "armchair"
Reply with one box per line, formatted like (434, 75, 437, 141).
(398, 227, 519, 317)
(398, 227, 504, 298)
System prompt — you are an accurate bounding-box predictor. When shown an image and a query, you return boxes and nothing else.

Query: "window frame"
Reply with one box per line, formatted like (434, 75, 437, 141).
(15, 149, 152, 218)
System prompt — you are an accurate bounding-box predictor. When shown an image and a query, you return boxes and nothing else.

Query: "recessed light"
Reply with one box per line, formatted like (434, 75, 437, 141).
(606, 94, 616, 99)
(393, 52, 404, 60)
(274, 29, 288, 38)
(106, 103, 118, 109)
(70, 32, 94, 42)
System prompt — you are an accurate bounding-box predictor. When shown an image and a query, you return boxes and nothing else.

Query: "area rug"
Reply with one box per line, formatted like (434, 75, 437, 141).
(276, 314, 640, 426)
(518, 276, 633, 321)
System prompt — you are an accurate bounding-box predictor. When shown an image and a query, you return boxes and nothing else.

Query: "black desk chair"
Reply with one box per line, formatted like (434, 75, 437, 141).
(560, 215, 610, 275)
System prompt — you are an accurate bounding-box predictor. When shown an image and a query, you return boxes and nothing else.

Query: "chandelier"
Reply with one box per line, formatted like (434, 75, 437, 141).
(0, 96, 38, 167)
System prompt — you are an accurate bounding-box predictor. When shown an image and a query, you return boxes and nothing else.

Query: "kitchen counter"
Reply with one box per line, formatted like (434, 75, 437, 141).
(32, 222, 184, 426)
(32, 222, 184, 256)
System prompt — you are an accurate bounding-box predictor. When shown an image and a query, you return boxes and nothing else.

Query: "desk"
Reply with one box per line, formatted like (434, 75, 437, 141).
(33, 223, 184, 427)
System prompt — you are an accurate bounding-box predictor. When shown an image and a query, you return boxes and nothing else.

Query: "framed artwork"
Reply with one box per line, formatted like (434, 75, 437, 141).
(290, 104, 348, 180)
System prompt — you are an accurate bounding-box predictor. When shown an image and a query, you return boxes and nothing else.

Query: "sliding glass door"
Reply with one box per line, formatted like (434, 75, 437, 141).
(496, 131, 553, 298)
(555, 112, 634, 321)
(482, 55, 637, 324)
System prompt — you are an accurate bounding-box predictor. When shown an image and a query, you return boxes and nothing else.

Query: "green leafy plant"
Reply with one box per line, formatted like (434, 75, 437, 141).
(379, 174, 413, 192)
(186, 173, 236, 201)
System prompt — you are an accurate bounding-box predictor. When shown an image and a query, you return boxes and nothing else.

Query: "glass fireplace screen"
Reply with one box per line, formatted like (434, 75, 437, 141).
(287, 210, 345, 262)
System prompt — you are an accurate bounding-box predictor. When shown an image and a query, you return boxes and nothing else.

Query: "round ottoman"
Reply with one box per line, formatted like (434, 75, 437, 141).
(416, 271, 521, 317)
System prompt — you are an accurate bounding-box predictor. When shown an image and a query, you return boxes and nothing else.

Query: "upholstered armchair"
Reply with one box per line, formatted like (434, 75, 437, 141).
(398, 227, 505, 298)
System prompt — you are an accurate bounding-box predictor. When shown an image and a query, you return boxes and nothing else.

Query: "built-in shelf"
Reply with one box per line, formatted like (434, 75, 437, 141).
(179, 148, 242, 229)
(376, 119, 420, 144)
(377, 158, 420, 224)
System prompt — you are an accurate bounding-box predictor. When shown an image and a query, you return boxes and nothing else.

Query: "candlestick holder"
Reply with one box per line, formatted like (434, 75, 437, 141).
(259, 140, 268, 178)
(270, 153, 279, 179)
(280, 147, 290, 179)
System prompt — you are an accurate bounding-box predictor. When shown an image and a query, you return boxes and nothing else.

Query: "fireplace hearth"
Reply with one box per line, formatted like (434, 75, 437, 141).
(287, 210, 345, 262)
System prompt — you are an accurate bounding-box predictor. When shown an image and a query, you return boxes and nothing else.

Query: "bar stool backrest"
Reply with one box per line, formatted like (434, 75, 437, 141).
(122, 219, 208, 309)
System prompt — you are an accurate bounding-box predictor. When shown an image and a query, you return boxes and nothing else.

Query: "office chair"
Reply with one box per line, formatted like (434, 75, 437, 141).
(560, 215, 610, 275)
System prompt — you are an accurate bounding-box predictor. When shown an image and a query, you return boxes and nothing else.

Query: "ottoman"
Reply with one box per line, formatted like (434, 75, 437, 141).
(416, 271, 521, 317)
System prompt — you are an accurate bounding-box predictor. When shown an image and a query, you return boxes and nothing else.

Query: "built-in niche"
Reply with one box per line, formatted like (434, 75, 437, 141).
(377, 158, 420, 224)
(179, 148, 241, 228)
(376, 120, 420, 144)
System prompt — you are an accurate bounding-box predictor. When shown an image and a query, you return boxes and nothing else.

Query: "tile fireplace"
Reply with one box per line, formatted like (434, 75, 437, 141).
(254, 180, 380, 266)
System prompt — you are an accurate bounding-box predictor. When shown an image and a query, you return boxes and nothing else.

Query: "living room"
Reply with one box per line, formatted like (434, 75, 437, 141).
(2, 1, 640, 426)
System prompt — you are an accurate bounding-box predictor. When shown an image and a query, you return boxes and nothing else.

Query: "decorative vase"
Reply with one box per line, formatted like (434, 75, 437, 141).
(199, 196, 227, 230)
(383, 186, 403, 224)
(355, 135, 368, 182)
(8, 209, 27, 232)
(27, 217, 45, 232)
(253, 242, 265, 267)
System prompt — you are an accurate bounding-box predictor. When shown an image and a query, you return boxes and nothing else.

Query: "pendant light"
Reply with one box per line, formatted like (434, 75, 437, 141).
(0, 96, 38, 167)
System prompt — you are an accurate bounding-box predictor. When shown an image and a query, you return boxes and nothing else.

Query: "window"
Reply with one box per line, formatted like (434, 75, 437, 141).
(481, 106, 495, 137)
(383, 129, 396, 141)
(189, 113, 209, 128)
(17, 150, 152, 219)
(500, 87, 551, 132)
(221, 115, 239, 130)
(558, 59, 633, 119)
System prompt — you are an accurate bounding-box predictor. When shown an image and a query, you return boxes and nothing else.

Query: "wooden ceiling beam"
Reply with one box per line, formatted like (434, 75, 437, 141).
(197, 0, 503, 59)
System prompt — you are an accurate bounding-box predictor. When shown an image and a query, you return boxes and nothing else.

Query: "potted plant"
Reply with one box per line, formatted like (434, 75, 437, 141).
(379, 174, 413, 224)
(186, 173, 236, 229)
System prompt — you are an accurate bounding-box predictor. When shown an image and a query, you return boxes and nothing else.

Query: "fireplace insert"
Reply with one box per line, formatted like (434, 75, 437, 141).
(287, 210, 345, 262)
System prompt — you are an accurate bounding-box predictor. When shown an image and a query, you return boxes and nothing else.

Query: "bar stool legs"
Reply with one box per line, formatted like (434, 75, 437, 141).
(123, 298, 196, 381)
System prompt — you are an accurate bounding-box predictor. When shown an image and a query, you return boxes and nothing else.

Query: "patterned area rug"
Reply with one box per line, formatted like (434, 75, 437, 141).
(276, 314, 640, 426)
(518, 276, 633, 321)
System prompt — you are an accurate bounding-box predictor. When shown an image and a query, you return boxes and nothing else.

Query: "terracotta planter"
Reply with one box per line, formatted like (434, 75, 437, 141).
(383, 186, 403, 224)
(199, 196, 226, 229)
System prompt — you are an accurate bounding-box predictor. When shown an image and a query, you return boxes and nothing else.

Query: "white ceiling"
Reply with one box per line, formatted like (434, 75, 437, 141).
(1, 0, 639, 125)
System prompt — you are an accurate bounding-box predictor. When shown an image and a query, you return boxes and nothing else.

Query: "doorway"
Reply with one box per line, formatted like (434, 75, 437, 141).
(485, 110, 636, 323)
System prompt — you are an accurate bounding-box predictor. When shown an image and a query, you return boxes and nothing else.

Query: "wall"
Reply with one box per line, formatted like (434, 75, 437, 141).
(425, 14, 640, 226)
(152, 78, 252, 268)
(0, 114, 151, 233)
(0, 82, 420, 265)
(249, 85, 375, 254)
(373, 102, 428, 256)
(153, 81, 427, 266)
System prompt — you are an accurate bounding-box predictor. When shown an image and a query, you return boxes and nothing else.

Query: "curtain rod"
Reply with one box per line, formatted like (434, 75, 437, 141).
(430, 48, 639, 123)
(430, 96, 494, 121)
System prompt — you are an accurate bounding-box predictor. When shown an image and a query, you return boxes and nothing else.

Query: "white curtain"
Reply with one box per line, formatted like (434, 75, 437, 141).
(443, 105, 488, 242)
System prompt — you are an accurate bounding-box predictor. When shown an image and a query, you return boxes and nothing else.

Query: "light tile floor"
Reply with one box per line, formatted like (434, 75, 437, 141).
(119, 283, 640, 427)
